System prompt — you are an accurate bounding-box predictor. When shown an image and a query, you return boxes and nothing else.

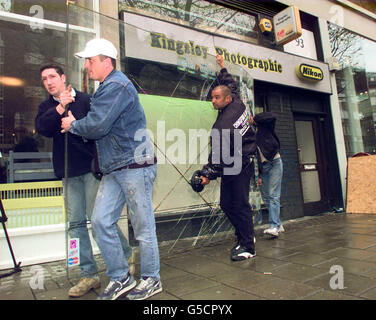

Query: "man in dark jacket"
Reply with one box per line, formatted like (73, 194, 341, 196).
(35, 64, 132, 297)
(200, 55, 257, 261)
(254, 112, 284, 237)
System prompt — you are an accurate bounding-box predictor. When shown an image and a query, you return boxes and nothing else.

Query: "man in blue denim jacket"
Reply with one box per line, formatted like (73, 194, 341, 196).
(37, 64, 133, 298)
(61, 38, 161, 300)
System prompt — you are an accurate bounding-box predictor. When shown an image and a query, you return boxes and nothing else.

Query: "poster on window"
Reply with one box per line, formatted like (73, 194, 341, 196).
(68, 238, 80, 267)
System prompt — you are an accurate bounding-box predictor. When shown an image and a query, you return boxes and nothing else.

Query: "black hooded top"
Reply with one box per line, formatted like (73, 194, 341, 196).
(253, 112, 280, 162)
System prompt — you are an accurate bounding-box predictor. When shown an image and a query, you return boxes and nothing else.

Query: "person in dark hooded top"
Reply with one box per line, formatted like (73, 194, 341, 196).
(253, 112, 284, 237)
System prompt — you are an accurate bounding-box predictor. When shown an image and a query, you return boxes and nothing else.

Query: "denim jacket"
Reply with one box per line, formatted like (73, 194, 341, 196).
(69, 69, 154, 174)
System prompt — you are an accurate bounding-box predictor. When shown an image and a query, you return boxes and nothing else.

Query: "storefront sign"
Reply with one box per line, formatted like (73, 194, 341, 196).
(149, 32, 283, 74)
(296, 64, 324, 81)
(273, 6, 302, 46)
(150, 32, 209, 59)
(0, 0, 11, 12)
(123, 12, 331, 94)
(214, 47, 283, 74)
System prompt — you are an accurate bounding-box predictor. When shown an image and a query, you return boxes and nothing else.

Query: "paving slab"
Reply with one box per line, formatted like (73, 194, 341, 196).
(300, 289, 364, 300)
(162, 274, 218, 298)
(180, 284, 262, 300)
(243, 277, 321, 300)
(268, 262, 328, 283)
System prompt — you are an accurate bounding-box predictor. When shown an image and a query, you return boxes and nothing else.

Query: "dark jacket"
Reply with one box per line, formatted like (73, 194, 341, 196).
(206, 68, 257, 178)
(254, 112, 280, 163)
(35, 90, 95, 178)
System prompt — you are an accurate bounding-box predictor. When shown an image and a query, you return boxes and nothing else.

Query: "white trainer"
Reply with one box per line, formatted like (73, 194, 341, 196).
(264, 227, 279, 237)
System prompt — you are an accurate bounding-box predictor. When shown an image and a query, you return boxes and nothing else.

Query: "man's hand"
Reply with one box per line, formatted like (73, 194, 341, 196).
(249, 114, 254, 125)
(200, 176, 210, 185)
(59, 84, 75, 108)
(61, 110, 76, 133)
(56, 84, 75, 115)
(216, 54, 225, 69)
(257, 178, 262, 186)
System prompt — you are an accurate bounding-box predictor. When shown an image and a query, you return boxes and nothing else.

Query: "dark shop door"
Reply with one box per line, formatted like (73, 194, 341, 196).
(294, 114, 328, 215)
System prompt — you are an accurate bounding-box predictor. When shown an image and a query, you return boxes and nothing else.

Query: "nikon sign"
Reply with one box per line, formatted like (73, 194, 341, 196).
(296, 64, 324, 82)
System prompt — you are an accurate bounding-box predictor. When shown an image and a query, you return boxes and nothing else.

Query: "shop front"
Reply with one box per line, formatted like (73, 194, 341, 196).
(0, 1, 346, 270)
(121, 10, 342, 223)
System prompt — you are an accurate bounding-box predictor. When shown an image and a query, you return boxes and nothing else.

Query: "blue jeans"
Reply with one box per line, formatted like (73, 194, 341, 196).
(91, 164, 160, 281)
(65, 172, 132, 277)
(260, 158, 283, 229)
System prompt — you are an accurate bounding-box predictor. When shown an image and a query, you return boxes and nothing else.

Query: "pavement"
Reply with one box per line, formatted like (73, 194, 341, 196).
(2, 212, 376, 301)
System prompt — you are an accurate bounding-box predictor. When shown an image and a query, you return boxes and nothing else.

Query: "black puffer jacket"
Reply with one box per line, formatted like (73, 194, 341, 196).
(254, 112, 280, 162)
(206, 68, 257, 178)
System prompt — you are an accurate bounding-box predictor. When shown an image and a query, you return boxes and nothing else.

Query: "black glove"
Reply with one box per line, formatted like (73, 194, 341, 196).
(190, 170, 204, 193)
(201, 165, 221, 180)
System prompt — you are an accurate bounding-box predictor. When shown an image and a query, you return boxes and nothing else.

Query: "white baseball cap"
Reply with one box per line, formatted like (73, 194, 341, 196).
(75, 38, 117, 59)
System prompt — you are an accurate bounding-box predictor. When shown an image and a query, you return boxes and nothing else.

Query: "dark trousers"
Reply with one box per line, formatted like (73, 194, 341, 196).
(220, 163, 255, 252)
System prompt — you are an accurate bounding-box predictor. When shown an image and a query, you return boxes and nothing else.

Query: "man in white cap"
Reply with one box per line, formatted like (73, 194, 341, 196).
(61, 38, 161, 300)
(36, 63, 133, 298)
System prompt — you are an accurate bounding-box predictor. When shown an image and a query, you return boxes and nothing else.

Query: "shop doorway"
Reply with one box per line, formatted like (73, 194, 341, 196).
(254, 80, 336, 218)
(294, 114, 329, 215)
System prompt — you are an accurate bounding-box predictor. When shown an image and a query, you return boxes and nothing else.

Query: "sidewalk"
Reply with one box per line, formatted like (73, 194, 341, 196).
(2, 212, 376, 300)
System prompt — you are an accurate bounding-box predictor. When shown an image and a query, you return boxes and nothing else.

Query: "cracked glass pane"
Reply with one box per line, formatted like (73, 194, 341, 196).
(65, 3, 256, 280)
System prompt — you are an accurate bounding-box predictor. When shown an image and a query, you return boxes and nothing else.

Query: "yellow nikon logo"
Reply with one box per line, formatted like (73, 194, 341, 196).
(296, 64, 323, 81)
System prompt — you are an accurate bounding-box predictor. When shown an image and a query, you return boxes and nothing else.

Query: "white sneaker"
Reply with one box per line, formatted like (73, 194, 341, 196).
(127, 277, 163, 300)
(264, 227, 279, 237)
(278, 225, 285, 233)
